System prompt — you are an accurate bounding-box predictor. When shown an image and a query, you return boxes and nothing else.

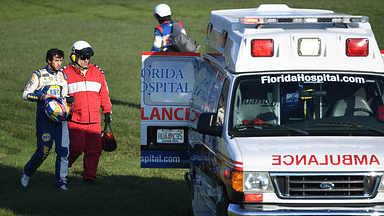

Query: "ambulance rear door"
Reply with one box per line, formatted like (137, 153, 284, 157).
(141, 52, 201, 168)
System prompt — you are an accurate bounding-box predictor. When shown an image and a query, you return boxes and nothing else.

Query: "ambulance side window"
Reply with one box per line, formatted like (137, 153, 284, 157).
(377, 80, 384, 107)
(216, 79, 230, 126)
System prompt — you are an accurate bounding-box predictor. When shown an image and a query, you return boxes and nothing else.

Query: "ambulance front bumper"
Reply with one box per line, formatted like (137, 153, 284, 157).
(228, 204, 384, 215)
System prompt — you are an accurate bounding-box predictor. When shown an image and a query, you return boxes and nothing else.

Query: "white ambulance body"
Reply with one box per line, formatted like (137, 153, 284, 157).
(141, 4, 384, 215)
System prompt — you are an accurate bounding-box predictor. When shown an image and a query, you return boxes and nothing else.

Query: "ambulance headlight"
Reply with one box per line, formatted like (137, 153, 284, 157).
(243, 172, 273, 192)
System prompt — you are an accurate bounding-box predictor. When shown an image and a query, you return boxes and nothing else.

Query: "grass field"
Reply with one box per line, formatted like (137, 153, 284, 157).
(0, 0, 383, 215)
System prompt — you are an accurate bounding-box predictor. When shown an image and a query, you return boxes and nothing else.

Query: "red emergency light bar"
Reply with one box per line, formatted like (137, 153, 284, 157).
(346, 38, 369, 57)
(251, 39, 274, 57)
(241, 17, 260, 24)
(240, 15, 368, 25)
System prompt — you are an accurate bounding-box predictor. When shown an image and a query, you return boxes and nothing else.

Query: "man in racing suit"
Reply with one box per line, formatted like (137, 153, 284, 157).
(61, 40, 112, 185)
(21, 48, 70, 190)
(151, 3, 186, 52)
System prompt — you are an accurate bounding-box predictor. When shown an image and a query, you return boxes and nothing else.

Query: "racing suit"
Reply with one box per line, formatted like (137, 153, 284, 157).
(61, 64, 112, 181)
(22, 65, 69, 188)
(151, 19, 186, 52)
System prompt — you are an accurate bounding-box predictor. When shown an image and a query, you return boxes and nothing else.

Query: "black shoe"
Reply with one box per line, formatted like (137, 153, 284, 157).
(83, 179, 96, 185)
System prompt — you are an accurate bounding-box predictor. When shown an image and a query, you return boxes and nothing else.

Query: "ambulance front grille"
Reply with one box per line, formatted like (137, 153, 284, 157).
(270, 172, 383, 199)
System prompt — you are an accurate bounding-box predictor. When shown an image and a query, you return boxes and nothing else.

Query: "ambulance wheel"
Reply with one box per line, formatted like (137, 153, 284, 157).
(216, 194, 229, 216)
(188, 208, 194, 216)
(190, 182, 195, 214)
(189, 163, 196, 201)
(189, 164, 196, 216)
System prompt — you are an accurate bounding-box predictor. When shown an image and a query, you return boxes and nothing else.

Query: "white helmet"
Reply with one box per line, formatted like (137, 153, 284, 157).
(154, 4, 171, 17)
(70, 40, 94, 64)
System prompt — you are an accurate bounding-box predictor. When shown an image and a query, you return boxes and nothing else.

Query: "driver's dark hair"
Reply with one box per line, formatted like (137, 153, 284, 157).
(46, 48, 64, 63)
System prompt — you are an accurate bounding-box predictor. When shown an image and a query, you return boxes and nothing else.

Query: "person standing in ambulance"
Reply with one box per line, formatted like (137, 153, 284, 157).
(61, 41, 112, 185)
(151, 3, 186, 52)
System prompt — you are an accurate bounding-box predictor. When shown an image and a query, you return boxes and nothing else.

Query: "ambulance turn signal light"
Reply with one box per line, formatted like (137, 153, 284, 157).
(251, 39, 274, 57)
(346, 38, 368, 57)
(231, 171, 243, 192)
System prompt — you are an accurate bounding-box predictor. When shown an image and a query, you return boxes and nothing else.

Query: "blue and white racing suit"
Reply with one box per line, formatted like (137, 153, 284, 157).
(151, 20, 186, 52)
(22, 65, 69, 188)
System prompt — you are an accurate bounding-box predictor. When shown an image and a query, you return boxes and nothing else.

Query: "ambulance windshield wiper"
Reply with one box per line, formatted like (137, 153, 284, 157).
(315, 122, 384, 135)
(241, 123, 309, 135)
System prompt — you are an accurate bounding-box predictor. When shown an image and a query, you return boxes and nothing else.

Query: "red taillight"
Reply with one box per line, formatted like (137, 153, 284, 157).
(346, 38, 368, 56)
(244, 194, 263, 202)
(251, 39, 274, 57)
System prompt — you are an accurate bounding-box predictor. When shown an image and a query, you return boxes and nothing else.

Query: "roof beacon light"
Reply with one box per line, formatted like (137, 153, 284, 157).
(346, 38, 369, 57)
(240, 15, 368, 25)
(298, 38, 321, 56)
(251, 39, 274, 57)
(240, 17, 260, 24)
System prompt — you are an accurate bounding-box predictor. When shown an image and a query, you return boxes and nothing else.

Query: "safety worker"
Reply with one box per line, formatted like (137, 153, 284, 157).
(21, 48, 70, 190)
(151, 3, 186, 52)
(61, 40, 112, 185)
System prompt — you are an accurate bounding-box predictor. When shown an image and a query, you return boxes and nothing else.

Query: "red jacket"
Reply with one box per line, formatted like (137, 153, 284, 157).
(62, 65, 112, 124)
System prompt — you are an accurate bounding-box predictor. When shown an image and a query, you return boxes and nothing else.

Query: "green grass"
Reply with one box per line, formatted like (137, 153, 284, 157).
(0, 0, 383, 215)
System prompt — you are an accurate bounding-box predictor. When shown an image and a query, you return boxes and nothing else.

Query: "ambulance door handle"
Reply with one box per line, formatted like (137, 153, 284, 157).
(189, 99, 194, 107)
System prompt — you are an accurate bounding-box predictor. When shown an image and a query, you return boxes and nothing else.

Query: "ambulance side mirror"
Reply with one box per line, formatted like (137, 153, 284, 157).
(197, 113, 223, 137)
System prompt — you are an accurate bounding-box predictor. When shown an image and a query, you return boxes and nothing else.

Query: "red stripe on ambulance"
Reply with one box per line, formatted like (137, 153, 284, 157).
(272, 155, 380, 166)
(141, 107, 190, 121)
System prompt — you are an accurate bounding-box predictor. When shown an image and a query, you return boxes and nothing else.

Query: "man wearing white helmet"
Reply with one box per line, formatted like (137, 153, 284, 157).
(21, 48, 70, 190)
(61, 40, 112, 185)
(151, 3, 187, 52)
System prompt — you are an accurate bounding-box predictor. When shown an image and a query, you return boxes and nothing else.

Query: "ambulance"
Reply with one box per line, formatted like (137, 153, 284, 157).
(141, 4, 384, 215)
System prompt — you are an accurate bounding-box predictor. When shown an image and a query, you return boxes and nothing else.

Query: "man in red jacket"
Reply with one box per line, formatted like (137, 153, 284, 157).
(61, 40, 112, 185)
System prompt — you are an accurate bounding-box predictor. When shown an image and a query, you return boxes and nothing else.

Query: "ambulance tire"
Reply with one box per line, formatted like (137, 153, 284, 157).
(188, 208, 194, 216)
(189, 183, 195, 216)
(189, 163, 196, 216)
(188, 180, 194, 216)
(216, 194, 229, 216)
(189, 162, 196, 200)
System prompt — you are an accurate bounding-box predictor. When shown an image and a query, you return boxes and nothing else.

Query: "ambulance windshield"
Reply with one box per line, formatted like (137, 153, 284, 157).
(230, 73, 384, 136)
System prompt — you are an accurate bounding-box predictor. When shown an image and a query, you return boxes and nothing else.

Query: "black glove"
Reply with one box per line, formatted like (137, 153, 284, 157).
(65, 96, 75, 105)
(104, 112, 112, 123)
